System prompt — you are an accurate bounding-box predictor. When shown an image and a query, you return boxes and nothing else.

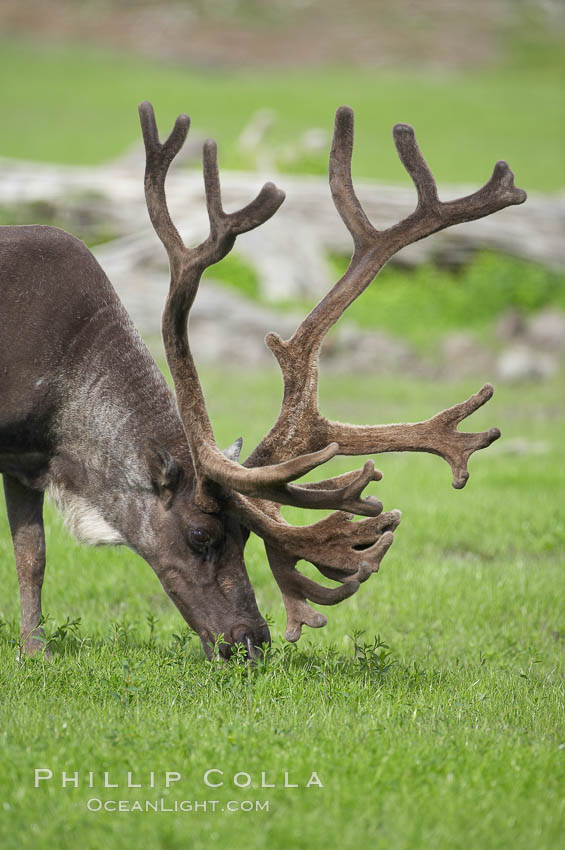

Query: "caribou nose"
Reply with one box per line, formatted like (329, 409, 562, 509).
(231, 622, 271, 660)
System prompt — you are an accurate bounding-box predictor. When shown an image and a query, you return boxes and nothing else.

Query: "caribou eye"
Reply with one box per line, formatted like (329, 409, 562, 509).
(188, 527, 211, 552)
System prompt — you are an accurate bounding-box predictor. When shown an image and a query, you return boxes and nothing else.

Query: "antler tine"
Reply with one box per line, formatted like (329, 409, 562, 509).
(393, 123, 440, 210)
(265, 545, 363, 643)
(329, 106, 376, 251)
(139, 101, 189, 258)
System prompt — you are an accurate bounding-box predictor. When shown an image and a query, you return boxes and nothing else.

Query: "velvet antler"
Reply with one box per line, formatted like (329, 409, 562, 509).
(140, 101, 526, 642)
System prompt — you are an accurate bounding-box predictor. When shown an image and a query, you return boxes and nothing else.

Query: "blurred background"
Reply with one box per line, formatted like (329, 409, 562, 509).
(0, 0, 564, 380)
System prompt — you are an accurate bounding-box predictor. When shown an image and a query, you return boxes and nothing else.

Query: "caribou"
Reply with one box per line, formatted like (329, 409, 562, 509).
(0, 102, 526, 658)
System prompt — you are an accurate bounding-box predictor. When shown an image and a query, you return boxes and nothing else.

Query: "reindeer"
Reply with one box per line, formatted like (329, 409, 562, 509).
(0, 102, 526, 658)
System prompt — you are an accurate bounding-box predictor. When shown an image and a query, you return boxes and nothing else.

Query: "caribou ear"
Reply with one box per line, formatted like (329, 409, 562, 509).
(145, 442, 182, 509)
(222, 437, 243, 463)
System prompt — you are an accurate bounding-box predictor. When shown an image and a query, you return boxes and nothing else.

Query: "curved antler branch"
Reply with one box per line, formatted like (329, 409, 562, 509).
(202, 140, 285, 242)
(139, 102, 190, 257)
(322, 383, 501, 490)
(392, 123, 440, 210)
(391, 122, 526, 241)
(217, 457, 385, 516)
(329, 105, 377, 251)
(234, 499, 399, 642)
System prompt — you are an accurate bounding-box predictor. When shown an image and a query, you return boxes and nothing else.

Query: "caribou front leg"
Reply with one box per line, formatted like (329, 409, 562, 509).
(3, 475, 49, 657)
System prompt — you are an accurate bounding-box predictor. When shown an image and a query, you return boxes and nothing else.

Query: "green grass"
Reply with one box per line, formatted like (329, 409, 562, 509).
(327, 251, 565, 350)
(1, 370, 564, 850)
(1, 40, 564, 190)
(204, 251, 261, 300)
